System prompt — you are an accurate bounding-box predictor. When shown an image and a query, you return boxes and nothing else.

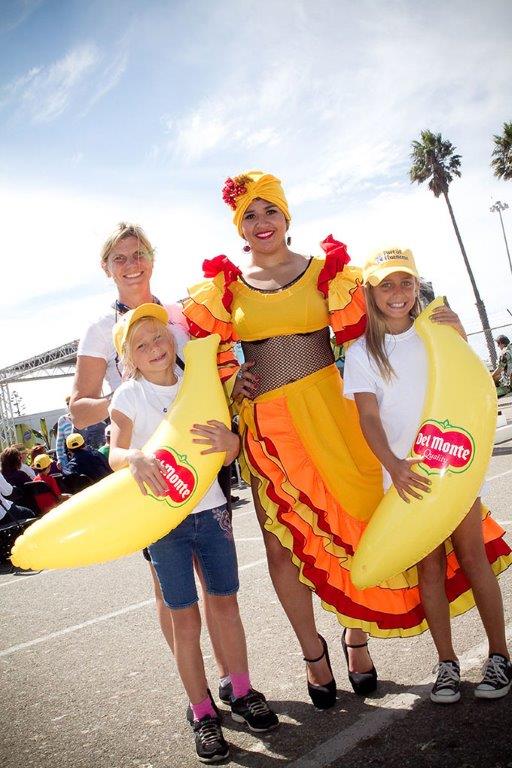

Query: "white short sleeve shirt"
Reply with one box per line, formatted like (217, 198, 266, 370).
(343, 327, 428, 490)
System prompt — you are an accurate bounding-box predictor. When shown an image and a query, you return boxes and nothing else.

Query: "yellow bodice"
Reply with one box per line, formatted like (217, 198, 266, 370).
(231, 258, 329, 341)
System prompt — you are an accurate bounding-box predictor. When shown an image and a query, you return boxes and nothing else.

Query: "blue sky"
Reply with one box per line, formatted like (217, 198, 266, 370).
(1, 0, 512, 413)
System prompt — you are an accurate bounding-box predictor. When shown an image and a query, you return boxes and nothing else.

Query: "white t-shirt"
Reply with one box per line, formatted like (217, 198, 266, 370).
(20, 464, 36, 480)
(343, 326, 428, 491)
(78, 302, 189, 391)
(0, 472, 13, 517)
(110, 377, 226, 513)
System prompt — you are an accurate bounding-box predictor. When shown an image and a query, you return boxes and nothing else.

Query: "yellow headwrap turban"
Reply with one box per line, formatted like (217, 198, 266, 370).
(222, 170, 291, 236)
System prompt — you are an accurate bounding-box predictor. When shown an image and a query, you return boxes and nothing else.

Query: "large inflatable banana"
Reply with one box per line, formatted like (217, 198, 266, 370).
(11, 334, 230, 570)
(351, 297, 496, 590)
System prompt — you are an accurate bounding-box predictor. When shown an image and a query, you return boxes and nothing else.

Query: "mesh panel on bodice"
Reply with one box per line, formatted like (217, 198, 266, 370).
(241, 327, 334, 397)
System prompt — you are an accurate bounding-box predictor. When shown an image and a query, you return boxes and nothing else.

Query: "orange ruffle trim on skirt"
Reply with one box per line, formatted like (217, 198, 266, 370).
(237, 364, 512, 638)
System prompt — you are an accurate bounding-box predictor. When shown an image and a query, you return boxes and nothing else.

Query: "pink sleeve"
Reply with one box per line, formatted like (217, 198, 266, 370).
(165, 302, 189, 334)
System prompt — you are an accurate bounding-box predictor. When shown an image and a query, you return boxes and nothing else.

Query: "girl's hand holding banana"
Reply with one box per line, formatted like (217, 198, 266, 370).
(429, 305, 467, 340)
(387, 456, 431, 503)
(127, 449, 169, 497)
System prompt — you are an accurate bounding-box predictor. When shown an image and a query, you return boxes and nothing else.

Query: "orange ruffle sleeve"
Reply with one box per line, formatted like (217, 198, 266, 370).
(182, 255, 241, 394)
(317, 235, 367, 344)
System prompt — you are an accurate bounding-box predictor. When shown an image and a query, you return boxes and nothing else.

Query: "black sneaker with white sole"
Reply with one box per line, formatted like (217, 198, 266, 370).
(430, 660, 461, 704)
(474, 653, 512, 699)
(193, 715, 229, 763)
(230, 688, 279, 732)
(186, 689, 222, 726)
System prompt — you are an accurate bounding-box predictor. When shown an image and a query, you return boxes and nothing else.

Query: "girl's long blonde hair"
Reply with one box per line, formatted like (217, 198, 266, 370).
(121, 317, 174, 380)
(364, 280, 422, 381)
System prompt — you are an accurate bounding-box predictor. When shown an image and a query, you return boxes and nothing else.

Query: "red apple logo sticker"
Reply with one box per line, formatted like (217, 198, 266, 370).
(412, 419, 475, 475)
(150, 447, 198, 507)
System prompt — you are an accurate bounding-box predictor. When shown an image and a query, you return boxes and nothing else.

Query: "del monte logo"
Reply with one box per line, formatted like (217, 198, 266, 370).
(150, 446, 198, 507)
(412, 418, 475, 476)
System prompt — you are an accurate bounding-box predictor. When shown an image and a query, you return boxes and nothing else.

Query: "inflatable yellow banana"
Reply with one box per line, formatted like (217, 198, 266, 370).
(11, 334, 230, 570)
(351, 297, 496, 590)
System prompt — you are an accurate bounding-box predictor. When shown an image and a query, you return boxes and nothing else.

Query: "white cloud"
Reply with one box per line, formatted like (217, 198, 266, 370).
(81, 48, 128, 116)
(0, 66, 41, 106)
(21, 44, 100, 122)
(1, 41, 129, 124)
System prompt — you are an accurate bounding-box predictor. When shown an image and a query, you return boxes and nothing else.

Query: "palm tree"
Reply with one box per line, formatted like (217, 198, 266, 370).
(410, 130, 496, 366)
(491, 121, 512, 180)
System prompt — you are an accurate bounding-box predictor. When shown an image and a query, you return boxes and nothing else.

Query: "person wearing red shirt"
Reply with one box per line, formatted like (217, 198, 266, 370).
(32, 454, 70, 514)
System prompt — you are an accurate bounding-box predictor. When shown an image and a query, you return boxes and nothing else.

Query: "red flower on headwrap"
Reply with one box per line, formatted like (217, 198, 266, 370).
(222, 175, 251, 210)
(202, 255, 242, 311)
(317, 235, 351, 297)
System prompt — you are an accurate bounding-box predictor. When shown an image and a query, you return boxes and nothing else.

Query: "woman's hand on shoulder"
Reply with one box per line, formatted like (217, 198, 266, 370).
(190, 420, 240, 464)
(429, 306, 467, 340)
(388, 456, 431, 503)
(126, 449, 169, 497)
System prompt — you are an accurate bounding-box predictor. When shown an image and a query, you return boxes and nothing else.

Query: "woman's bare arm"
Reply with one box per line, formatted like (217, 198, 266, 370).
(70, 356, 111, 429)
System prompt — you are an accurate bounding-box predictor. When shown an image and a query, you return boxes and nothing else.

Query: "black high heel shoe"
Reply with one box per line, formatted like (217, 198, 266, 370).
(303, 634, 337, 709)
(341, 628, 378, 695)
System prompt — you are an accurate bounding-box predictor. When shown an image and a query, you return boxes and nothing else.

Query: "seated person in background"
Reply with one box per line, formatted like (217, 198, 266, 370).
(85, 420, 107, 450)
(63, 433, 111, 482)
(98, 425, 111, 462)
(30, 444, 59, 474)
(492, 335, 512, 397)
(0, 471, 36, 524)
(56, 396, 77, 472)
(32, 454, 71, 514)
(0, 446, 32, 488)
(13, 444, 36, 479)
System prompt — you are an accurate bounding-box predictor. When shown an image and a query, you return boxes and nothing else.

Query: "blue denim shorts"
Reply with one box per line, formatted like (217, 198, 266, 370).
(148, 505, 239, 610)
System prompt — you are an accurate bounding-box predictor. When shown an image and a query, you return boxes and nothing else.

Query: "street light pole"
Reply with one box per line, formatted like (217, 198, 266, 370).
(490, 200, 512, 277)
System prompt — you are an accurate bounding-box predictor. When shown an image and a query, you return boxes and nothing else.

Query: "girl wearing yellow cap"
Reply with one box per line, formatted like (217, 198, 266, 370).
(183, 171, 389, 707)
(343, 250, 511, 702)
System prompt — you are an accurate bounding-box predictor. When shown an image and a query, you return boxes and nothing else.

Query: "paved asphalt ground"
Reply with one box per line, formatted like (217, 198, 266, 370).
(2, 398, 512, 768)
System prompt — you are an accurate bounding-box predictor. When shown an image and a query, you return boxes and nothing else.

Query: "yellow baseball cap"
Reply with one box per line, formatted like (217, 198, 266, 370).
(66, 433, 85, 450)
(112, 303, 169, 357)
(33, 453, 52, 470)
(363, 248, 419, 286)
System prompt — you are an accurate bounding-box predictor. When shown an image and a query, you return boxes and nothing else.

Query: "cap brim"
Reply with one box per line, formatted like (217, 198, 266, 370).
(365, 266, 418, 286)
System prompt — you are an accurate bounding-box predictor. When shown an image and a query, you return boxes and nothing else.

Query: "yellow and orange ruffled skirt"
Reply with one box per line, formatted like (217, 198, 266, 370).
(237, 364, 512, 638)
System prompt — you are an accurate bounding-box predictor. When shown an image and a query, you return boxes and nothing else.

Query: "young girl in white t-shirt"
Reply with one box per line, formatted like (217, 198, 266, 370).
(343, 248, 511, 705)
(108, 304, 278, 763)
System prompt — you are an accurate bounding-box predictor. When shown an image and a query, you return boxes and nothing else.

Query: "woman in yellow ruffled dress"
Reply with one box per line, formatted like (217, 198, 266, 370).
(182, 171, 512, 709)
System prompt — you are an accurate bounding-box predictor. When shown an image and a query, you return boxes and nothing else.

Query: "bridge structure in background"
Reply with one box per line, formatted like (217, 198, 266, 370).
(0, 341, 78, 448)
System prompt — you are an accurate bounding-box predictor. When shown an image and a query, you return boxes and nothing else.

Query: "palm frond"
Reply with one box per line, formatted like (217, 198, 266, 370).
(491, 121, 512, 180)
